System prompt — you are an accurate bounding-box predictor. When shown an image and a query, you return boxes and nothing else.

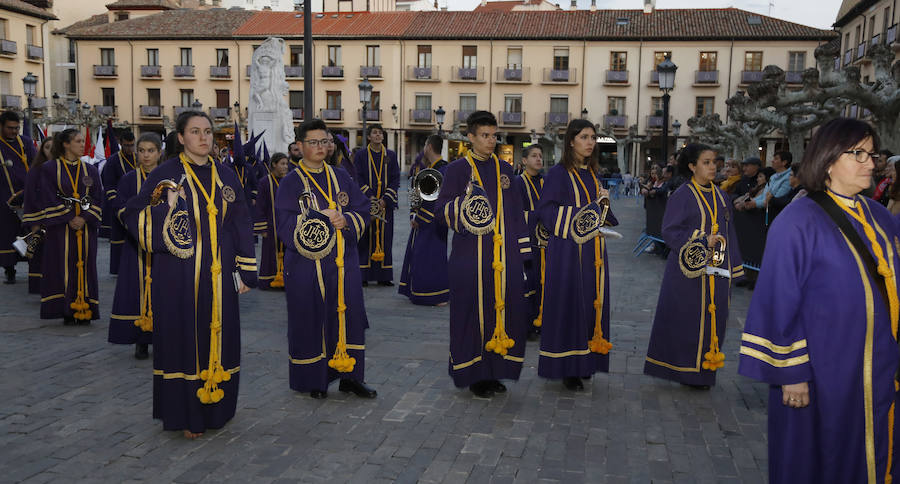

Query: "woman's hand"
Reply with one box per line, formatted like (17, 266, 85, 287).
(706, 233, 725, 248)
(166, 186, 186, 207)
(782, 382, 810, 408)
(322, 209, 347, 230)
(68, 216, 85, 231)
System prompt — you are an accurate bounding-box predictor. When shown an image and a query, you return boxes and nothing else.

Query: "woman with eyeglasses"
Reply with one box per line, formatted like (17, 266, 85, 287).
(739, 118, 900, 483)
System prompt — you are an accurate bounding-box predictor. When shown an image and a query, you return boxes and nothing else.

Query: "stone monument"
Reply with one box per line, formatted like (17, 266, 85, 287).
(248, 37, 295, 157)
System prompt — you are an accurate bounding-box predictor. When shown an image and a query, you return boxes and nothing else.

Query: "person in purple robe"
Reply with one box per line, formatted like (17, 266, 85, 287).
(33, 129, 102, 325)
(100, 131, 135, 274)
(108, 133, 163, 360)
(122, 111, 257, 439)
(225, 148, 258, 210)
(354, 124, 399, 286)
(512, 144, 545, 341)
(739, 118, 900, 483)
(288, 141, 303, 168)
(20, 137, 52, 294)
(536, 120, 619, 390)
(399, 134, 449, 306)
(435, 110, 531, 398)
(254, 152, 290, 290)
(0, 110, 36, 284)
(327, 131, 356, 184)
(644, 143, 744, 389)
(276, 118, 376, 400)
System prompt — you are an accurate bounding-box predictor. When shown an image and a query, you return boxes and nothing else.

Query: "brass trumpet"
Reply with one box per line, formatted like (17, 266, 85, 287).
(298, 190, 320, 216)
(709, 235, 727, 267)
(597, 195, 611, 227)
(150, 174, 187, 206)
(409, 168, 443, 210)
(13, 228, 45, 258)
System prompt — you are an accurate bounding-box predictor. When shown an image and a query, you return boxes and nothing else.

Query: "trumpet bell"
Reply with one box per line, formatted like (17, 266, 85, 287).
(415, 168, 443, 203)
(150, 175, 187, 206)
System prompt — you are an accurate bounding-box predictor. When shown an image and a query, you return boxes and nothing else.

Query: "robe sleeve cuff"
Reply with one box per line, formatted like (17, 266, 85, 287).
(343, 212, 365, 241)
(552, 206, 575, 239)
(384, 188, 398, 206)
(442, 196, 463, 233)
(738, 331, 812, 385)
(253, 221, 268, 234)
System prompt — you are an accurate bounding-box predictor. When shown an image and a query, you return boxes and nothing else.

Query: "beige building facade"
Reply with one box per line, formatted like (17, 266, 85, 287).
(834, 0, 898, 84)
(0, 1, 56, 112)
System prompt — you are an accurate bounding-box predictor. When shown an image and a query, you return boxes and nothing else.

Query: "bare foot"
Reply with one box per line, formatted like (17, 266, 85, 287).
(183, 430, 203, 440)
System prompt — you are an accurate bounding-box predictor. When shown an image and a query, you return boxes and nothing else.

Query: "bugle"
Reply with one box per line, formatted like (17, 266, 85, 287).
(150, 174, 187, 206)
(13, 228, 45, 258)
(409, 168, 443, 209)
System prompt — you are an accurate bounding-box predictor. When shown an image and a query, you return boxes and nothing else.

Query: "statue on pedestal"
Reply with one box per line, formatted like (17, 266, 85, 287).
(249, 37, 294, 156)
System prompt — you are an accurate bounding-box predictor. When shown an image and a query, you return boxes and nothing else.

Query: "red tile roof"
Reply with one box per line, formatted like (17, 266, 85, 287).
(105, 0, 180, 10)
(473, 0, 552, 12)
(65, 8, 256, 39)
(0, 0, 56, 20)
(52, 13, 108, 35)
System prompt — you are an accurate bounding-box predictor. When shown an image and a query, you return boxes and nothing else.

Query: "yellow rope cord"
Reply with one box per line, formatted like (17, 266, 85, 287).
(691, 178, 725, 370)
(180, 153, 230, 404)
(368, 146, 386, 262)
(133, 167, 153, 332)
(571, 167, 612, 354)
(466, 153, 514, 355)
(524, 172, 546, 328)
(299, 163, 355, 373)
(1, 136, 27, 170)
(61, 158, 91, 320)
(269, 175, 285, 288)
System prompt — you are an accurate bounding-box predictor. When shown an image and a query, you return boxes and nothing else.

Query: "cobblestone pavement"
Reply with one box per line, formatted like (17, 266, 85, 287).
(0, 188, 768, 484)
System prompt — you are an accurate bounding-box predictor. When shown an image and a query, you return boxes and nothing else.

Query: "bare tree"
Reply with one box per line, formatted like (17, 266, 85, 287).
(687, 113, 772, 160)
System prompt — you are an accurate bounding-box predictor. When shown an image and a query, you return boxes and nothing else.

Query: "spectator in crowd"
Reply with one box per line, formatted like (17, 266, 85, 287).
(886, 159, 900, 215)
(767, 170, 807, 220)
(732, 157, 761, 197)
(719, 159, 741, 193)
(735, 167, 774, 210)
(639, 164, 661, 196)
(870, 150, 894, 206)
(739, 151, 793, 211)
(622, 171, 634, 196)
(713, 155, 727, 184)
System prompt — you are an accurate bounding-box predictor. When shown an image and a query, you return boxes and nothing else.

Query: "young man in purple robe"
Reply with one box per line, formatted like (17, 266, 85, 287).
(512, 144, 545, 340)
(435, 110, 530, 398)
(0, 110, 36, 284)
(21, 137, 52, 294)
(644, 144, 743, 388)
(399, 134, 449, 306)
(108, 133, 162, 360)
(101, 131, 135, 274)
(122, 111, 257, 439)
(254, 152, 290, 290)
(276, 118, 376, 400)
(353, 124, 399, 286)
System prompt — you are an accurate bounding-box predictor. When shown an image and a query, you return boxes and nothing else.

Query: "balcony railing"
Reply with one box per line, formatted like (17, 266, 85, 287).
(291, 108, 304, 119)
(209, 107, 230, 119)
(284, 65, 304, 78)
(451, 66, 485, 82)
(26, 44, 42, 60)
(872, 33, 882, 47)
(834, 57, 841, 70)
(0, 39, 15, 56)
(407, 65, 439, 81)
(321, 65, 343, 78)
(140, 105, 161, 118)
(30, 97, 46, 109)
(495, 67, 530, 83)
(321, 108, 343, 121)
(359, 65, 381, 78)
(740, 70, 764, 84)
(173, 65, 195, 78)
(1, 95, 21, 109)
(455, 109, 474, 124)
(785, 71, 804, 84)
(857, 42, 866, 60)
(141, 65, 161, 77)
(173, 105, 201, 117)
(499, 111, 524, 126)
(849, 105, 859, 118)
(844, 49, 853, 66)
(358, 108, 381, 121)
(543, 68, 577, 83)
(888, 24, 898, 44)
(695, 70, 719, 84)
(646, 115, 673, 129)
(604, 115, 628, 129)
(93, 65, 117, 77)
(210, 66, 231, 79)
(96, 105, 116, 117)
(409, 109, 434, 124)
(605, 70, 629, 84)
(545, 112, 570, 126)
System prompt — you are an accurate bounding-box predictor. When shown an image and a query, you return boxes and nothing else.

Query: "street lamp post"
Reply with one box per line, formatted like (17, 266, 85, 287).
(435, 106, 445, 136)
(581, 108, 588, 119)
(358, 77, 373, 149)
(22, 72, 36, 132)
(192, 99, 202, 111)
(656, 55, 677, 166)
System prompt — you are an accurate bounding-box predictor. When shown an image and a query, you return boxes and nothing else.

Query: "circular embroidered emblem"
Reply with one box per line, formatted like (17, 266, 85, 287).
(536, 222, 550, 248)
(83, 176, 93, 188)
(370, 199, 385, 219)
(461, 194, 494, 235)
(573, 210, 600, 239)
(500, 174, 511, 189)
(299, 218, 331, 251)
(337, 191, 350, 207)
(221, 185, 236, 203)
(679, 238, 708, 279)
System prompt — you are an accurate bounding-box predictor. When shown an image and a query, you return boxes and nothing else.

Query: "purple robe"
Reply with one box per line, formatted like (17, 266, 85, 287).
(254, 173, 284, 290)
(354, 146, 399, 282)
(275, 165, 371, 392)
(739, 194, 900, 483)
(108, 168, 153, 345)
(35, 159, 102, 320)
(100, 151, 135, 273)
(21, 160, 43, 293)
(513, 171, 544, 325)
(225, 159, 258, 209)
(122, 157, 258, 434)
(644, 182, 743, 386)
(435, 154, 530, 387)
(398, 160, 449, 305)
(536, 164, 619, 378)
(0, 135, 34, 268)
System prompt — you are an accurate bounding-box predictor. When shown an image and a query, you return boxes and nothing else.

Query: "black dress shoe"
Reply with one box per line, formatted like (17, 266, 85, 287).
(3, 267, 15, 284)
(362, 281, 369, 287)
(489, 380, 507, 393)
(310, 390, 328, 399)
(338, 379, 377, 398)
(378, 281, 394, 287)
(469, 381, 495, 398)
(134, 343, 149, 360)
(562, 377, 584, 391)
(76, 318, 91, 326)
(63, 316, 76, 326)
(527, 328, 541, 342)
(681, 383, 711, 390)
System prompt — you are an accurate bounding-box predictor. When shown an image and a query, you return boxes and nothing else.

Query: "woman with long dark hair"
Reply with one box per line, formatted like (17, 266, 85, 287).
(122, 111, 257, 439)
(108, 133, 163, 360)
(644, 143, 743, 388)
(32, 129, 102, 325)
(536, 118, 619, 390)
(21, 137, 53, 294)
(739, 118, 900, 482)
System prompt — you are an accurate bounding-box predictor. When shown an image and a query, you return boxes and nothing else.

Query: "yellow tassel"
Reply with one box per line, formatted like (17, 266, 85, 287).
(589, 237, 611, 354)
(702, 274, 725, 371)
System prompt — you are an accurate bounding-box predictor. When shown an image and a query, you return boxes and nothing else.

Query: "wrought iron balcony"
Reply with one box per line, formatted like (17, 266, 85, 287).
(1, 95, 20, 109)
(409, 109, 434, 124)
(96, 105, 116, 117)
(141, 65, 161, 77)
(359, 65, 381, 78)
(358, 108, 381, 121)
(173, 65, 195, 78)
(407, 66, 439, 81)
(785, 71, 804, 84)
(26, 44, 42, 60)
(605, 70, 629, 84)
(209, 107, 230, 119)
(545, 112, 570, 126)
(291, 108, 304, 119)
(209, 66, 231, 79)
(0, 39, 15, 56)
(320, 108, 343, 121)
(496, 67, 530, 83)
(543, 68, 577, 83)
(284, 65, 304, 78)
(321, 65, 343, 78)
(451, 66, 484, 82)
(695, 70, 718, 84)
(455, 110, 473, 124)
(140, 105, 161, 118)
(740, 70, 764, 84)
(93, 65, 117, 77)
(499, 111, 524, 126)
(604, 115, 627, 129)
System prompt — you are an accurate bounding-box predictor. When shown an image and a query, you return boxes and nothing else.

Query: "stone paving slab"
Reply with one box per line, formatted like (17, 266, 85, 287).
(0, 189, 767, 483)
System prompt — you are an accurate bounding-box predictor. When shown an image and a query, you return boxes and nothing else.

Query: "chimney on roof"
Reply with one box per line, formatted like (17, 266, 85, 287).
(570, 0, 576, 9)
(480, 0, 487, 6)
(590, 0, 596, 11)
(643, 0, 655, 14)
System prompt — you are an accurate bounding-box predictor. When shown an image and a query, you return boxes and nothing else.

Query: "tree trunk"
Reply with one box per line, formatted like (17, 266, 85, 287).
(787, 130, 806, 163)
(616, 141, 627, 174)
(876, 114, 900, 154)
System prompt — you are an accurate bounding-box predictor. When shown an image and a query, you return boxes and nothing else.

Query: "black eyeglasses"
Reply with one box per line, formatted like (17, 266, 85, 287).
(844, 149, 880, 163)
